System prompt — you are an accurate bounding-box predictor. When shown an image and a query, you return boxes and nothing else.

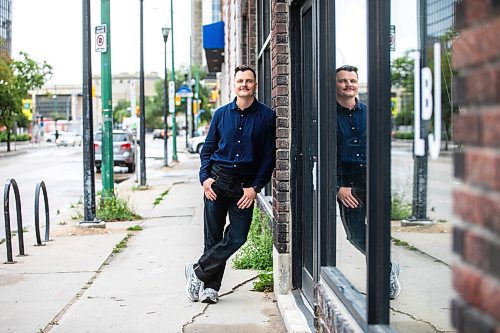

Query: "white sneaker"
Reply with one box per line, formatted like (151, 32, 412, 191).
(200, 288, 218, 304)
(389, 261, 401, 300)
(185, 263, 203, 302)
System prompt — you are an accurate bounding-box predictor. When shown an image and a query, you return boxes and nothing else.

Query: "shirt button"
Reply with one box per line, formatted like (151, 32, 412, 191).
(354, 140, 357, 143)
(352, 127, 355, 130)
(233, 165, 237, 168)
(236, 154, 239, 157)
(238, 140, 241, 143)
(349, 114, 352, 117)
(356, 153, 360, 156)
(240, 114, 243, 117)
(239, 127, 242, 130)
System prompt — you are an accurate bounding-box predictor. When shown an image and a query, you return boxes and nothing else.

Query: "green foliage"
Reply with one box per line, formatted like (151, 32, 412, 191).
(153, 188, 170, 207)
(253, 271, 273, 292)
(391, 50, 416, 91)
(113, 100, 132, 124)
(113, 234, 132, 253)
(391, 192, 412, 220)
(96, 195, 141, 222)
(0, 52, 52, 151)
(0, 132, 30, 142)
(233, 208, 273, 271)
(392, 132, 414, 140)
(127, 225, 143, 231)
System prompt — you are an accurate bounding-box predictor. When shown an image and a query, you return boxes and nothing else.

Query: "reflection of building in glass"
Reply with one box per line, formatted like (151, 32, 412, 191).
(212, 0, 221, 22)
(427, 0, 457, 41)
(0, 0, 12, 57)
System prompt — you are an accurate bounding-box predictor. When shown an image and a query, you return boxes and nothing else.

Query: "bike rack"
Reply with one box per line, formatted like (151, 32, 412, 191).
(3, 178, 26, 264)
(34, 181, 51, 245)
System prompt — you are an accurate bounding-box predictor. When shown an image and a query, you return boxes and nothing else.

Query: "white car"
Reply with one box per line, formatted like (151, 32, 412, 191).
(56, 132, 82, 147)
(45, 130, 69, 143)
(187, 135, 206, 154)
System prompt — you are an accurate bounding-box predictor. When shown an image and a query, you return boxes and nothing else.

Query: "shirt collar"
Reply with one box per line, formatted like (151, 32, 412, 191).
(231, 97, 259, 113)
(337, 97, 360, 112)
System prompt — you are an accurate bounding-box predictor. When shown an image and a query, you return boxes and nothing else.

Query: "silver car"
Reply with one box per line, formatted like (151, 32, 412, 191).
(94, 130, 136, 173)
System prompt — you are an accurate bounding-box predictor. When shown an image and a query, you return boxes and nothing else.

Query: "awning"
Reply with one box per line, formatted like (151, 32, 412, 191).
(203, 21, 224, 73)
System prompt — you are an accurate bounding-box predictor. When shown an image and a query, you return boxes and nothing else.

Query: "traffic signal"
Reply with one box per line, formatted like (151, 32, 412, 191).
(135, 105, 140, 116)
(175, 95, 181, 106)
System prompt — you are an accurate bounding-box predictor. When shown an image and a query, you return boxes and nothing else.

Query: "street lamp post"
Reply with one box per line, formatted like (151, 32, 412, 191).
(139, 0, 146, 186)
(162, 26, 170, 167)
(170, 0, 178, 161)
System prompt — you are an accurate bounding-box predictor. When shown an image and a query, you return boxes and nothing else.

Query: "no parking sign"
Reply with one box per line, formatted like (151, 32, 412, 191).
(95, 24, 107, 53)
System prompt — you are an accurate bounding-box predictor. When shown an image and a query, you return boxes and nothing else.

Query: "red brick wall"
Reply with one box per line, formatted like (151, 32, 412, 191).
(271, 0, 290, 254)
(452, 1, 500, 332)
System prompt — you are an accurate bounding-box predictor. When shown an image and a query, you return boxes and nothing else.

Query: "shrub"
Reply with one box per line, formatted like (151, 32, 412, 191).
(232, 208, 273, 271)
(391, 192, 412, 220)
(96, 195, 141, 221)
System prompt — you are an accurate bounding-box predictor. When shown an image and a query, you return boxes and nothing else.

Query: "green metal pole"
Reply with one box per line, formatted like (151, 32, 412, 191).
(101, 0, 114, 198)
(170, 0, 178, 161)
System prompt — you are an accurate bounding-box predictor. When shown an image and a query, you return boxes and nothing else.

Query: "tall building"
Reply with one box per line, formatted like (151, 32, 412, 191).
(0, 0, 12, 57)
(427, 0, 458, 40)
(191, 0, 203, 66)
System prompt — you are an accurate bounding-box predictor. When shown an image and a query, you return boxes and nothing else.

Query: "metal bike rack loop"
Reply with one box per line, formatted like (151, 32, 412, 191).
(34, 181, 51, 245)
(3, 178, 26, 264)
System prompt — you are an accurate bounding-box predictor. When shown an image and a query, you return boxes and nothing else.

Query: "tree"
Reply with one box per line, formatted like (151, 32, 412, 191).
(0, 52, 52, 151)
(391, 50, 415, 128)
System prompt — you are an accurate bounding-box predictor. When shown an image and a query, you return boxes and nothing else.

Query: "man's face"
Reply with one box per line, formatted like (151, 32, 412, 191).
(234, 70, 257, 98)
(336, 70, 359, 99)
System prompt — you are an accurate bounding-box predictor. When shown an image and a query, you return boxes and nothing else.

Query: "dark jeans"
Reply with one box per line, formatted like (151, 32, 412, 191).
(337, 173, 367, 255)
(194, 166, 254, 291)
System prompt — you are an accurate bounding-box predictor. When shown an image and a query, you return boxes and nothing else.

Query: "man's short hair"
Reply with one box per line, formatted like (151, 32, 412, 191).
(336, 65, 358, 73)
(234, 65, 256, 79)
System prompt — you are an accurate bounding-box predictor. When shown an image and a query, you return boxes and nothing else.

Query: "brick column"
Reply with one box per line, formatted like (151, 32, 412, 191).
(451, 1, 500, 332)
(271, 0, 290, 254)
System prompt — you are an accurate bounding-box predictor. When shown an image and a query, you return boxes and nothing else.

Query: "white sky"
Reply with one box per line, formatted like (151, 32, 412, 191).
(11, 0, 192, 86)
(336, 0, 418, 83)
(11, 0, 417, 86)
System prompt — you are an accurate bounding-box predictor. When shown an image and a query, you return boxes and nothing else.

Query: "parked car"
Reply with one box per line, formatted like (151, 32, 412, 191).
(94, 130, 136, 173)
(153, 129, 164, 140)
(56, 132, 82, 147)
(187, 135, 206, 154)
(152, 128, 171, 140)
(45, 130, 69, 143)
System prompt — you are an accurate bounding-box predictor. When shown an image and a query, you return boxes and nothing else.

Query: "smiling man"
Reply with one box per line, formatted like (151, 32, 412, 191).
(185, 65, 276, 304)
(335, 65, 401, 300)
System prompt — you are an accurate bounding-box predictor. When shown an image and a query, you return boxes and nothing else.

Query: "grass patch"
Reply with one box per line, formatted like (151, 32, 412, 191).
(153, 188, 170, 207)
(233, 208, 273, 271)
(113, 234, 132, 253)
(127, 225, 143, 231)
(392, 238, 418, 251)
(391, 192, 412, 220)
(232, 208, 274, 292)
(96, 195, 141, 222)
(253, 271, 273, 292)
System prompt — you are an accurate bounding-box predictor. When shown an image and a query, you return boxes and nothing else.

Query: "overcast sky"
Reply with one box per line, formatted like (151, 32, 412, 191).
(11, 0, 417, 86)
(11, 0, 192, 86)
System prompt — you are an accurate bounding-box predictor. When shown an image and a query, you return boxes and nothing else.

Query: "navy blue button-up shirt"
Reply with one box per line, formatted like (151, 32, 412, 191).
(337, 99, 367, 175)
(199, 97, 276, 188)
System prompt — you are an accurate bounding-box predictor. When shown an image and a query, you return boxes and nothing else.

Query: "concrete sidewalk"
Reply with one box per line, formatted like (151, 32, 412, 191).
(0, 152, 286, 333)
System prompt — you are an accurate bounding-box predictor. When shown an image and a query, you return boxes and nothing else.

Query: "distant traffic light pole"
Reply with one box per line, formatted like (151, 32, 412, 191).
(139, 0, 147, 185)
(170, 0, 178, 161)
(162, 26, 170, 167)
(100, 0, 115, 198)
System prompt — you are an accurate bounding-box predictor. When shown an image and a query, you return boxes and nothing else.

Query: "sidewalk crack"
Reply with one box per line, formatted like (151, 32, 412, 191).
(181, 275, 258, 332)
(40, 234, 131, 332)
(390, 306, 448, 332)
